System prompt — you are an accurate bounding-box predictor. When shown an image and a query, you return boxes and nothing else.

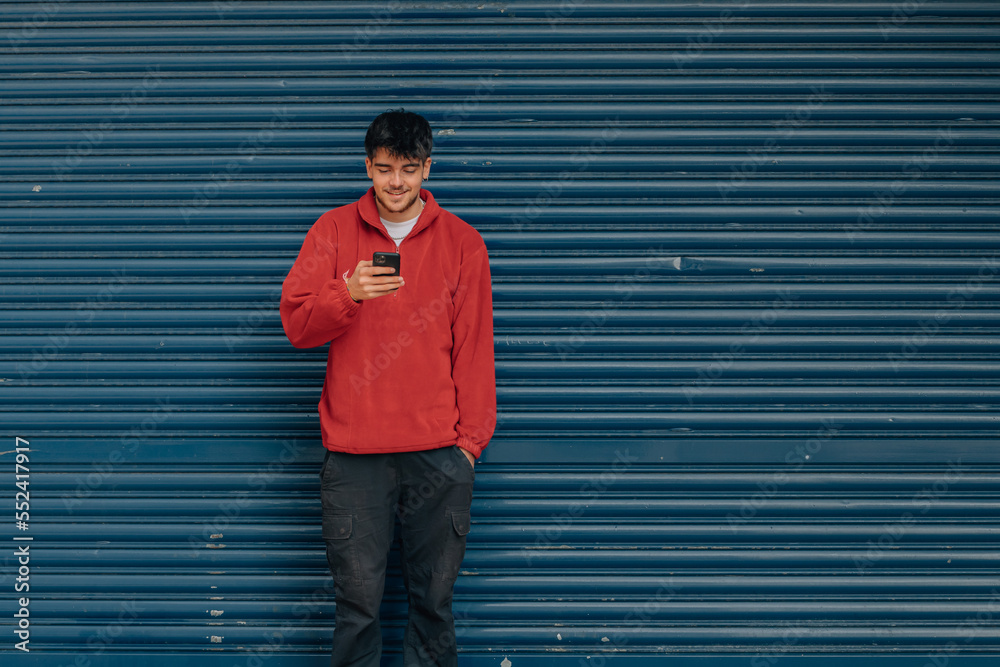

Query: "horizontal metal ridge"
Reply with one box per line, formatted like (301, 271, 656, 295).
(2, 333, 997, 353)
(5, 307, 1000, 330)
(12, 516, 1000, 543)
(4, 127, 1000, 150)
(23, 493, 1000, 522)
(4, 358, 1000, 380)
(3, 410, 998, 432)
(7, 39, 1000, 59)
(24, 483, 1000, 508)
(6, 25, 1000, 44)
(1, 1, 998, 21)
(1, 654, 995, 666)
(8, 231, 1000, 253)
(15, 535, 1000, 555)
(22, 434, 997, 464)
(5, 152, 1000, 173)
(17, 597, 1000, 622)
(3, 205, 996, 227)
(496, 359, 1000, 379)
(8, 547, 1000, 571)
(4, 385, 1000, 407)
(19, 468, 1000, 492)
(4, 182, 1000, 203)
(22, 572, 999, 595)
(4, 282, 1000, 305)
(2, 75, 998, 97)
(0, 153, 1000, 175)
(16, 623, 1000, 649)
(4, 256, 1000, 277)
(2, 49, 999, 71)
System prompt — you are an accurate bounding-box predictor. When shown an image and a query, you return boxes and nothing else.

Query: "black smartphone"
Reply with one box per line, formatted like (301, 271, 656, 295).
(372, 251, 400, 276)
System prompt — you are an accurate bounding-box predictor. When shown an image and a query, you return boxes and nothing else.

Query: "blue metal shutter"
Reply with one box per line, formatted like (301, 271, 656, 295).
(1, 2, 999, 665)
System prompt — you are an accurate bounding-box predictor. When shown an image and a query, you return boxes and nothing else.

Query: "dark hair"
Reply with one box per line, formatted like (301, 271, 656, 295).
(365, 109, 433, 161)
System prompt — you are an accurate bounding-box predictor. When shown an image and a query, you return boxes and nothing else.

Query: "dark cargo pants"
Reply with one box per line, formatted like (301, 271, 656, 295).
(320, 445, 475, 667)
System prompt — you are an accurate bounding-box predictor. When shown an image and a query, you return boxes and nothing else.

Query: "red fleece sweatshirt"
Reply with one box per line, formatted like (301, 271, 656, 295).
(280, 188, 496, 457)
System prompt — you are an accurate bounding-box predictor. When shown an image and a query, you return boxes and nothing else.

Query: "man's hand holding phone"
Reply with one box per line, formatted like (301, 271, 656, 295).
(346, 254, 403, 302)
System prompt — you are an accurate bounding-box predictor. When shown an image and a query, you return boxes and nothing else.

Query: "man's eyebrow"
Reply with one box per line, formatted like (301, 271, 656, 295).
(373, 161, 422, 168)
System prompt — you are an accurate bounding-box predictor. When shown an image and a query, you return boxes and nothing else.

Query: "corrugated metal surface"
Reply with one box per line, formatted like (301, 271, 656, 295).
(1, 1, 999, 664)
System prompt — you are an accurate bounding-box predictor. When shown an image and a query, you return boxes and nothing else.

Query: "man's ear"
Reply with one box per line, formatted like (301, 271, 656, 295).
(422, 157, 432, 180)
(365, 157, 374, 179)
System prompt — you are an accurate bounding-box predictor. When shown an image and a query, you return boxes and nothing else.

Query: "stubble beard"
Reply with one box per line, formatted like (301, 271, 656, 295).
(375, 188, 421, 219)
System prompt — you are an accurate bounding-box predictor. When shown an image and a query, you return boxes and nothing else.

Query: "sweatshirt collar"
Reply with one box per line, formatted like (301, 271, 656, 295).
(359, 187, 439, 241)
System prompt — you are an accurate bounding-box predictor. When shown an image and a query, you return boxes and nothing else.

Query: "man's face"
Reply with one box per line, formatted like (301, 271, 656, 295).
(365, 148, 432, 223)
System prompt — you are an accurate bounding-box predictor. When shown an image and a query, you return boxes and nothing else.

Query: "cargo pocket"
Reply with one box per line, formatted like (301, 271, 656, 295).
(434, 508, 471, 581)
(322, 514, 357, 582)
(450, 509, 471, 537)
(323, 514, 353, 540)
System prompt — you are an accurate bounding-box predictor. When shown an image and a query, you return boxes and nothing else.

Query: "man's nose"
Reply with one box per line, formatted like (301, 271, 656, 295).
(388, 171, 404, 187)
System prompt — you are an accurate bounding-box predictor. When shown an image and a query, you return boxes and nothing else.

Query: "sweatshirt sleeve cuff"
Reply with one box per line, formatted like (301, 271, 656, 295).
(456, 436, 484, 459)
(332, 274, 362, 313)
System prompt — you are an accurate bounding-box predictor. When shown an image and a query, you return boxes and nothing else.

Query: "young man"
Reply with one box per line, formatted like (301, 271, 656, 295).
(280, 109, 496, 666)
